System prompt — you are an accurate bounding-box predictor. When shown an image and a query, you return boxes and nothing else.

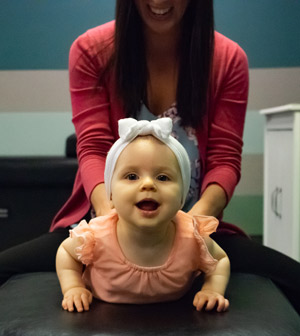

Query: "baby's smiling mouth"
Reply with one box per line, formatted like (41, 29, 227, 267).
(136, 199, 160, 211)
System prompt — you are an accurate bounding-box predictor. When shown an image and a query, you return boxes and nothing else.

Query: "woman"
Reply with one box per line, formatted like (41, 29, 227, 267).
(52, 0, 248, 228)
(1, 0, 300, 314)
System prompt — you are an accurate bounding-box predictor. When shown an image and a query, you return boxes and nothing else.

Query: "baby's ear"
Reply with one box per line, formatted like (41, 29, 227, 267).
(109, 199, 114, 209)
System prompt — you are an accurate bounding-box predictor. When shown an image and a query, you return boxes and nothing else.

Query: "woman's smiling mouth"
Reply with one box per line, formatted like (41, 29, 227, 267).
(147, 5, 173, 18)
(149, 6, 172, 15)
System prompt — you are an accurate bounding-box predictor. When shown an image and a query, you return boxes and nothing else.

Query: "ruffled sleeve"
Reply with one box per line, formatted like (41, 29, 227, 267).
(193, 215, 219, 274)
(70, 219, 96, 265)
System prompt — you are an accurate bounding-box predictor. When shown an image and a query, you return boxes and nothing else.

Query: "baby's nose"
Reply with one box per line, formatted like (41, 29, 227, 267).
(140, 176, 156, 191)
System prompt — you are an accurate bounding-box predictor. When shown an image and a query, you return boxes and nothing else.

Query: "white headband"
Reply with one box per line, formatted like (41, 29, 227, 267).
(104, 118, 191, 208)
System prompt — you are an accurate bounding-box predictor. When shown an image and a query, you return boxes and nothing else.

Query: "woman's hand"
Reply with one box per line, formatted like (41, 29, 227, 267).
(90, 183, 112, 217)
(62, 287, 93, 312)
(188, 184, 227, 217)
(193, 289, 229, 312)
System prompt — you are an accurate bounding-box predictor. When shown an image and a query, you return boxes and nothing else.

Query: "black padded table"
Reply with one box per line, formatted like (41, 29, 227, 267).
(0, 272, 299, 335)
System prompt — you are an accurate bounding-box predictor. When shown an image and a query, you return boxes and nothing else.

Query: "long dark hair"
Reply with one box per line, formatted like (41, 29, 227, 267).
(113, 0, 215, 128)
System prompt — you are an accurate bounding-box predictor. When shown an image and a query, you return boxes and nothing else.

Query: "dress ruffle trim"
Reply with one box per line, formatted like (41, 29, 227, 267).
(70, 219, 96, 265)
(193, 215, 218, 236)
(192, 215, 219, 274)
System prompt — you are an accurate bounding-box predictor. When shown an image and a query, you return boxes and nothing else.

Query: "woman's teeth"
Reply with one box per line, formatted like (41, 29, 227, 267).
(149, 6, 172, 15)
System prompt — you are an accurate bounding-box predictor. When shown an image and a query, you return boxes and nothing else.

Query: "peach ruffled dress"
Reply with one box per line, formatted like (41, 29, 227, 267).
(70, 210, 218, 304)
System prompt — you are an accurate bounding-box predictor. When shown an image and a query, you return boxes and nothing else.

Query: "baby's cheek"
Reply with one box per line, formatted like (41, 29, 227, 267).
(166, 187, 182, 208)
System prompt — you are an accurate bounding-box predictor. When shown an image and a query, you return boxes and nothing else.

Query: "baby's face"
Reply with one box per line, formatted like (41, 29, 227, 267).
(111, 136, 182, 230)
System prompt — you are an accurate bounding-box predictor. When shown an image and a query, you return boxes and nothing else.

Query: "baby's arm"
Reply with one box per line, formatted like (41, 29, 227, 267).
(56, 237, 93, 312)
(193, 237, 230, 312)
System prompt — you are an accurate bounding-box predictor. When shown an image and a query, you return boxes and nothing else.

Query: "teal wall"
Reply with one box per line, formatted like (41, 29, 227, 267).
(1, 0, 300, 69)
(0, 0, 115, 69)
(214, 0, 300, 68)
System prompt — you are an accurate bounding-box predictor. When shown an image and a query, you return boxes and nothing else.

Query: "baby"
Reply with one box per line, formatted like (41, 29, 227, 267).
(56, 118, 230, 313)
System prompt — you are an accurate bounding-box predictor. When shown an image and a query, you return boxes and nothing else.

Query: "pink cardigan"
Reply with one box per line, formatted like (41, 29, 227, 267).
(50, 21, 249, 232)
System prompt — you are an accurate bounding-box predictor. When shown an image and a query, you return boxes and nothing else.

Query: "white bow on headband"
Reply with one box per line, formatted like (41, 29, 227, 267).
(118, 118, 172, 143)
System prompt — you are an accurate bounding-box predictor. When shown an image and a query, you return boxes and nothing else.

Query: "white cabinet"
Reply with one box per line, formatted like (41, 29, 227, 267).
(260, 104, 300, 261)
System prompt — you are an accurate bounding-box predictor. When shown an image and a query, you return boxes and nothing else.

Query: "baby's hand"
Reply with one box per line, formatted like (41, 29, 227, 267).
(62, 287, 93, 312)
(193, 290, 229, 312)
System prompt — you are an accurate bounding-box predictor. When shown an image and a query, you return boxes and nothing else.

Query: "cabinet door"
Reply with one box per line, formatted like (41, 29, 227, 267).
(264, 129, 294, 257)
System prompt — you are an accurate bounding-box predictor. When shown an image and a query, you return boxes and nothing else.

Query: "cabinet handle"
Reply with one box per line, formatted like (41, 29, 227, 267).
(275, 187, 282, 219)
(271, 189, 277, 215)
(271, 187, 282, 219)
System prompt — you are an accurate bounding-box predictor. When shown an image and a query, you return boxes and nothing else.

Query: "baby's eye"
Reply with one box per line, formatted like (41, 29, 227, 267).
(125, 173, 139, 180)
(157, 175, 170, 182)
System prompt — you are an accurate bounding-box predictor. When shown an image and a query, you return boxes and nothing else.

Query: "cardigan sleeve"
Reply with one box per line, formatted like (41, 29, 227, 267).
(69, 23, 116, 200)
(201, 36, 249, 203)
